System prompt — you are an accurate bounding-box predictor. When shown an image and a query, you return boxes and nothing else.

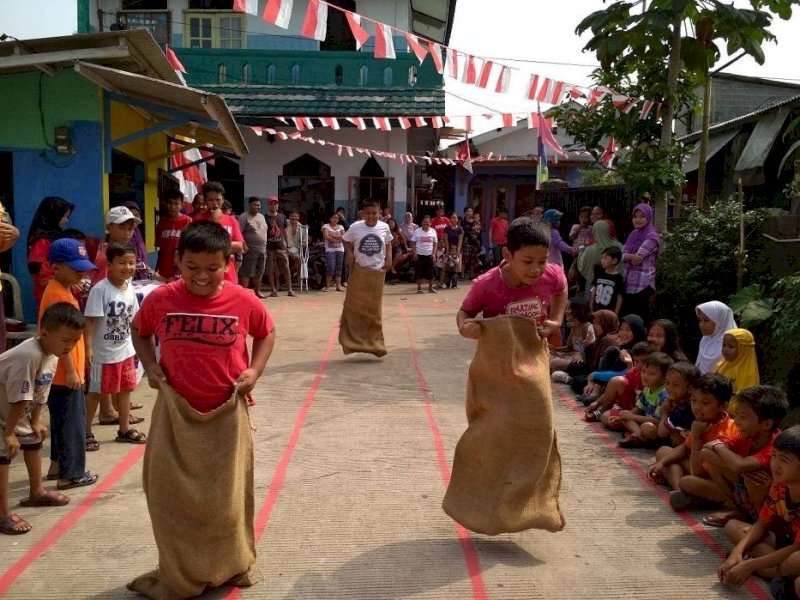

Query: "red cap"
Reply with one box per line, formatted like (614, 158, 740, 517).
(268, 196, 279, 204)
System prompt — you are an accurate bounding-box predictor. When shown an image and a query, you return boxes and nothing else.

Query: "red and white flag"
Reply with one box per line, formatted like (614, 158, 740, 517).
(639, 100, 655, 120)
(476, 60, 493, 88)
(538, 110, 566, 157)
(337, 145, 343, 156)
(569, 86, 585, 99)
(165, 45, 186, 84)
(463, 55, 477, 84)
(405, 33, 427, 64)
(233, 0, 258, 15)
(398, 117, 412, 130)
(430, 116, 445, 128)
(345, 12, 369, 49)
(347, 117, 367, 130)
(414, 116, 427, 127)
(495, 66, 510, 93)
(374, 22, 395, 59)
(300, 0, 328, 41)
(455, 138, 473, 173)
(372, 117, 391, 131)
(447, 48, 459, 79)
(502, 113, 513, 127)
(346, 146, 354, 157)
(526, 74, 540, 100)
(600, 137, 616, 167)
(276, 116, 288, 125)
(537, 79, 565, 105)
(263, 0, 293, 28)
(276, 131, 289, 140)
(527, 113, 540, 129)
(587, 88, 608, 106)
(320, 117, 340, 130)
(428, 41, 444, 74)
(291, 117, 306, 131)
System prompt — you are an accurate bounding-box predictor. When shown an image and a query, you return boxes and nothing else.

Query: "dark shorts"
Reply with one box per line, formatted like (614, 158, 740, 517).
(240, 251, 266, 279)
(416, 254, 434, 280)
(266, 248, 289, 277)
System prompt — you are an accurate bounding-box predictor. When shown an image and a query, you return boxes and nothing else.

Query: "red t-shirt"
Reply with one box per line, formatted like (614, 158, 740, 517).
(460, 262, 567, 323)
(490, 217, 509, 246)
(759, 482, 800, 543)
(28, 238, 54, 303)
(133, 280, 273, 412)
(155, 214, 193, 278)
(192, 212, 244, 284)
(684, 412, 738, 449)
(618, 367, 643, 410)
(723, 429, 780, 470)
(431, 216, 450, 242)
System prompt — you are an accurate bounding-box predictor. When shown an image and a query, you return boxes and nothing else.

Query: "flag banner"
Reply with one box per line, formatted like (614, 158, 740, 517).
(495, 66, 510, 93)
(527, 113, 539, 129)
(300, 0, 328, 41)
(639, 100, 655, 120)
(526, 74, 540, 100)
(537, 79, 565, 105)
(476, 60, 493, 89)
(337, 145, 343, 156)
(428, 41, 444, 74)
(538, 109, 565, 157)
(289, 131, 302, 139)
(165, 45, 187, 74)
(502, 113, 513, 127)
(455, 138, 473, 173)
(447, 48, 459, 79)
(463, 55, 477, 84)
(291, 117, 305, 131)
(405, 33, 427, 64)
(569, 86, 585, 99)
(398, 117, 412, 130)
(415, 116, 427, 127)
(431, 116, 444, 128)
(372, 117, 391, 131)
(346, 146, 354, 157)
(248, 126, 263, 135)
(302, 117, 314, 129)
(600, 137, 616, 167)
(233, 0, 258, 15)
(345, 11, 369, 49)
(276, 131, 288, 140)
(374, 22, 396, 59)
(346, 117, 367, 130)
(263, 0, 293, 28)
(276, 117, 288, 124)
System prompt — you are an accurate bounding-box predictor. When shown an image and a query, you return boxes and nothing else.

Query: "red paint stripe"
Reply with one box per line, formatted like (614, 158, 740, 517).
(399, 304, 488, 600)
(554, 388, 770, 600)
(226, 325, 339, 600)
(0, 444, 146, 596)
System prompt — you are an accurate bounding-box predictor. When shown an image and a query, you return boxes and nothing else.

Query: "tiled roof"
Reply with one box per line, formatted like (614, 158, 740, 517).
(188, 84, 444, 121)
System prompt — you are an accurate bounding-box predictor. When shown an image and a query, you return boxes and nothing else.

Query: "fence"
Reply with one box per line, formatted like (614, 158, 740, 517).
(535, 185, 640, 241)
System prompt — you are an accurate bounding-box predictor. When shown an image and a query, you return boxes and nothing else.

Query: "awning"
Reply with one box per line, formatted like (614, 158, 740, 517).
(682, 128, 739, 173)
(74, 61, 247, 157)
(734, 106, 791, 185)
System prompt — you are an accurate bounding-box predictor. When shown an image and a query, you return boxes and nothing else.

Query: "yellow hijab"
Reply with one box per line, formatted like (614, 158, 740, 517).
(714, 328, 760, 394)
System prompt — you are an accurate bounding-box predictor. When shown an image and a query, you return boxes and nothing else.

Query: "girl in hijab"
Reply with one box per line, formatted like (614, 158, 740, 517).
(622, 203, 661, 322)
(695, 301, 738, 374)
(577, 220, 623, 297)
(461, 207, 482, 279)
(543, 209, 575, 268)
(399, 212, 418, 242)
(27, 196, 74, 304)
(122, 201, 158, 280)
(715, 328, 760, 411)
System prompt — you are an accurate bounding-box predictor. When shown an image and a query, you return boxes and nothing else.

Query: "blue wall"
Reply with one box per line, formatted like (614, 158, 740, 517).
(4, 121, 104, 322)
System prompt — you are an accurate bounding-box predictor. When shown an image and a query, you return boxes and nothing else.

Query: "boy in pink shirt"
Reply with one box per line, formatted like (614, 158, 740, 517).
(458, 216, 567, 341)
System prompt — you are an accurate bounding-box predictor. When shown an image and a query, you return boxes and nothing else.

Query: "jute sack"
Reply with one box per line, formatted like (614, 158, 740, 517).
(442, 315, 565, 535)
(128, 383, 258, 599)
(339, 263, 387, 357)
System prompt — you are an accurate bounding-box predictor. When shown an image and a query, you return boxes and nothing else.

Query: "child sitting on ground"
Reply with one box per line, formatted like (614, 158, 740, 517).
(647, 318, 689, 363)
(84, 243, 146, 449)
(690, 385, 787, 528)
(550, 298, 595, 375)
(0, 303, 85, 535)
(715, 328, 760, 410)
(718, 425, 800, 589)
(589, 247, 624, 315)
(617, 352, 673, 447)
(587, 341, 655, 423)
(649, 373, 738, 511)
(657, 362, 700, 446)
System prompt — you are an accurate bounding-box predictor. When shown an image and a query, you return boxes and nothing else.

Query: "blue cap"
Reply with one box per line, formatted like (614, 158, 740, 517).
(48, 238, 97, 272)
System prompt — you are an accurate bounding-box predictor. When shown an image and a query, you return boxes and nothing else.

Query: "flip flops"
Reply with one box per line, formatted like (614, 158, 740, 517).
(57, 472, 98, 491)
(19, 490, 70, 507)
(0, 514, 31, 535)
(98, 415, 144, 426)
(703, 512, 740, 527)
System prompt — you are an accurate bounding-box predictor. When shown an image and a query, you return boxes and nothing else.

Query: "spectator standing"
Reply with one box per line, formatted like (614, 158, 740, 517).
(321, 213, 346, 292)
(0, 201, 20, 351)
(265, 196, 295, 297)
(441, 212, 464, 288)
(542, 209, 575, 268)
(430, 206, 450, 243)
(238, 197, 268, 298)
(27, 197, 74, 306)
(622, 203, 661, 322)
(192, 182, 245, 285)
(461, 207, 482, 279)
(155, 190, 192, 280)
(488, 208, 509, 266)
(577, 220, 623, 299)
(399, 212, 418, 243)
(335, 207, 349, 230)
(121, 201, 155, 280)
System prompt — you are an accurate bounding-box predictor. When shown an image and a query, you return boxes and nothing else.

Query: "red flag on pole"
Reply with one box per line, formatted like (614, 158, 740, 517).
(538, 109, 566, 157)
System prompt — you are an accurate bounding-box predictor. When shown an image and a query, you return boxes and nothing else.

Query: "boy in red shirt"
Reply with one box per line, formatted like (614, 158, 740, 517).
(155, 189, 192, 280)
(488, 208, 509, 266)
(192, 181, 244, 284)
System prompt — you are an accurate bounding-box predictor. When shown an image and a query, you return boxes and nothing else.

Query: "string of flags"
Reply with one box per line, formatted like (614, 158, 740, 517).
(270, 112, 555, 132)
(230, 0, 663, 119)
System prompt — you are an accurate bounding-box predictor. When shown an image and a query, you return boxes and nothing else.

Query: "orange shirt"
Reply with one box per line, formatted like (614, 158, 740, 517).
(684, 412, 738, 450)
(38, 279, 85, 386)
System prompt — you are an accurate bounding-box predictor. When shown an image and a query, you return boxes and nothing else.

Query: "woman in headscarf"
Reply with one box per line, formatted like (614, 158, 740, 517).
(542, 209, 575, 268)
(399, 212, 418, 242)
(27, 196, 74, 304)
(581, 314, 646, 399)
(622, 203, 661, 322)
(577, 219, 623, 298)
(695, 301, 738, 374)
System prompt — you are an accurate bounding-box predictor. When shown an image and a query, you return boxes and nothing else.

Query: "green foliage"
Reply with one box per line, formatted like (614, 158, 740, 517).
(728, 284, 777, 328)
(578, 168, 624, 187)
(772, 275, 800, 358)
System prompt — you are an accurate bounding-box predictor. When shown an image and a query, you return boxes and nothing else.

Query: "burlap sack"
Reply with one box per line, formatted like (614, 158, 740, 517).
(339, 263, 387, 357)
(443, 315, 565, 535)
(128, 384, 258, 599)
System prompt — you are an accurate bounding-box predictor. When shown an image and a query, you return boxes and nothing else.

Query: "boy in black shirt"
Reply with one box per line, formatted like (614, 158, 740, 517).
(590, 246, 624, 315)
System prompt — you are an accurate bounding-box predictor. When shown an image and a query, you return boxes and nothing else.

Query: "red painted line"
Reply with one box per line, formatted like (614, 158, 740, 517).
(0, 444, 146, 596)
(226, 325, 339, 600)
(398, 304, 488, 600)
(553, 388, 770, 600)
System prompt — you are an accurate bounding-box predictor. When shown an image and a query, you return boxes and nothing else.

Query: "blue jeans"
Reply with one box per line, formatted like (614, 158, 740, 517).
(491, 245, 504, 265)
(48, 385, 87, 480)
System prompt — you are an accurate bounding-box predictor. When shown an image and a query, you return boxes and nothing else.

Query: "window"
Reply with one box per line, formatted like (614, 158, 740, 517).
(359, 65, 368, 86)
(383, 67, 393, 86)
(242, 63, 250, 83)
(408, 66, 417, 86)
(320, 0, 356, 51)
(185, 12, 244, 49)
(217, 63, 227, 83)
(267, 64, 276, 84)
(290, 64, 300, 84)
(334, 65, 343, 86)
(349, 176, 395, 216)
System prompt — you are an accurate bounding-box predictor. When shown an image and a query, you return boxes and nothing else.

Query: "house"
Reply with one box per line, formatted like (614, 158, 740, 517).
(0, 30, 245, 320)
(86, 0, 457, 224)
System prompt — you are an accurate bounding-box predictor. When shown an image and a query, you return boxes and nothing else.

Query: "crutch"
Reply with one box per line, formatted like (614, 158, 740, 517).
(299, 224, 310, 292)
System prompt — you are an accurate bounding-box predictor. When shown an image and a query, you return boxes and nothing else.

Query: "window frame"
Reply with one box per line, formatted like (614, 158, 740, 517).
(184, 11, 246, 49)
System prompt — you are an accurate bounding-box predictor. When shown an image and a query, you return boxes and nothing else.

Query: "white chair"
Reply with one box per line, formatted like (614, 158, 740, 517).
(1, 272, 37, 348)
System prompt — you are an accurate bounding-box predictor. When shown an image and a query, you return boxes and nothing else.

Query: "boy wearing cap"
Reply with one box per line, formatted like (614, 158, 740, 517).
(193, 182, 244, 285)
(90, 206, 141, 287)
(39, 239, 99, 490)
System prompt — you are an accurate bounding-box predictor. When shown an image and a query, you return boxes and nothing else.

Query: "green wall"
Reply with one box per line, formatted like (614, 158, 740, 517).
(0, 70, 100, 149)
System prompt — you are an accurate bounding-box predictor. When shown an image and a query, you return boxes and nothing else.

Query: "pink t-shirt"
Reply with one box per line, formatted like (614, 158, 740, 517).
(133, 280, 273, 412)
(460, 262, 567, 322)
(490, 217, 509, 246)
(193, 212, 244, 284)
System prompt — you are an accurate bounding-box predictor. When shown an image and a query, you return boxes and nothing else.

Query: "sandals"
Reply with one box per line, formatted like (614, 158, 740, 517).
(85, 433, 100, 452)
(1, 514, 31, 535)
(57, 472, 98, 490)
(19, 490, 70, 507)
(619, 434, 645, 448)
(585, 409, 602, 422)
(130, 403, 143, 410)
(417, 289, 425, 294)
(703, 511, 741, 527)
(98, 415, 145, 426)
(116, 429, 147, 444)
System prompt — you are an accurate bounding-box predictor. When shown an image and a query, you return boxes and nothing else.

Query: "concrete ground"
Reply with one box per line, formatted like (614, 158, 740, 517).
(0, 283, 771, 599)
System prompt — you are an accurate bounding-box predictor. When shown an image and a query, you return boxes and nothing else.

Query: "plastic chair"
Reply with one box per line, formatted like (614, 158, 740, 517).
(1, 272, 37, 347)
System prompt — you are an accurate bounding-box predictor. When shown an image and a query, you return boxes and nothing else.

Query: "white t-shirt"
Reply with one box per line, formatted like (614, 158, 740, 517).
(321, 223, 345, 252)
(342, 220, 393, 270)
(85, 278, 139, 364)
(411, 227, 438, 256)
(0, 338, 56, 430)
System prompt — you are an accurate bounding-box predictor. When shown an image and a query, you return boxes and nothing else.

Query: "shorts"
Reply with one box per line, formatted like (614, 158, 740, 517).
(88, 356, 137, 395)
(0, 414, 43, 462)
(266, 248, 289, 278)
(416, 254, 434, 280)
(239, 251, 266, 279)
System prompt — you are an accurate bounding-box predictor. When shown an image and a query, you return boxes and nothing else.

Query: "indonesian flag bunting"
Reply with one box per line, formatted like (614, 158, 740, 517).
(538, 109, 566, 157)
(502, 113, 513, 127)
(587, 87, 609, 106)
(249, 126, 263, 135)
(463, 55, 477, 84)
(410, 155, 419, 163)
(405, 33, 427, 64)
(569, 86, 585, 99)
(430, 116, 444, 128)
(374, 22, 396, 59)
(276, 116, 288, 124)
(455, 138, 473, 173)
(233, 0, 258, 15)
(537, 79, 565, 105)
(526, 74, 540, 100)
(495, 66, 510, 93)
(263, 0, 293, 28)
(289, 131, 302, 139)
(428, 41, 444, 74)
(337, 145, 343, 156)
(345, 11, 369, 50)
(465, 115, 472, 132)
(291, 117, 305, 131)
(303, 117, 314, 129)
(476, 60, 493, 88)
(372, 117, 391, 131)
(320, 117, 340, 130)
(639, 100, 655, 120)
(346, 146, 354, 157)
(165, 45, 186, 73)
(398, 117, 412, 130)
(199, 147, 215, 167)
(600, 137, 616, 167)
(527, 113, 539, 129)
(300, 0, 328, 41)
(442, 116, 451, 125)
(447, 48, 458, 79)
(621, 98, 639, 114)
(276, 131, 288, 140)
(414, 116, 427, 127)
(347, 117, 366, 130)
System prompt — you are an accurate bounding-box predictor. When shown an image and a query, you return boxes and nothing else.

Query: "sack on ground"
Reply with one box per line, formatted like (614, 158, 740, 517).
(128, 384, 258, 599)
(339, 263, 387, 357)
(443, 315, 565, 535)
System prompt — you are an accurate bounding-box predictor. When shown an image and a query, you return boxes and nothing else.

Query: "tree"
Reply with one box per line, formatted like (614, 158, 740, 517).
(562, 0, 800, 229)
